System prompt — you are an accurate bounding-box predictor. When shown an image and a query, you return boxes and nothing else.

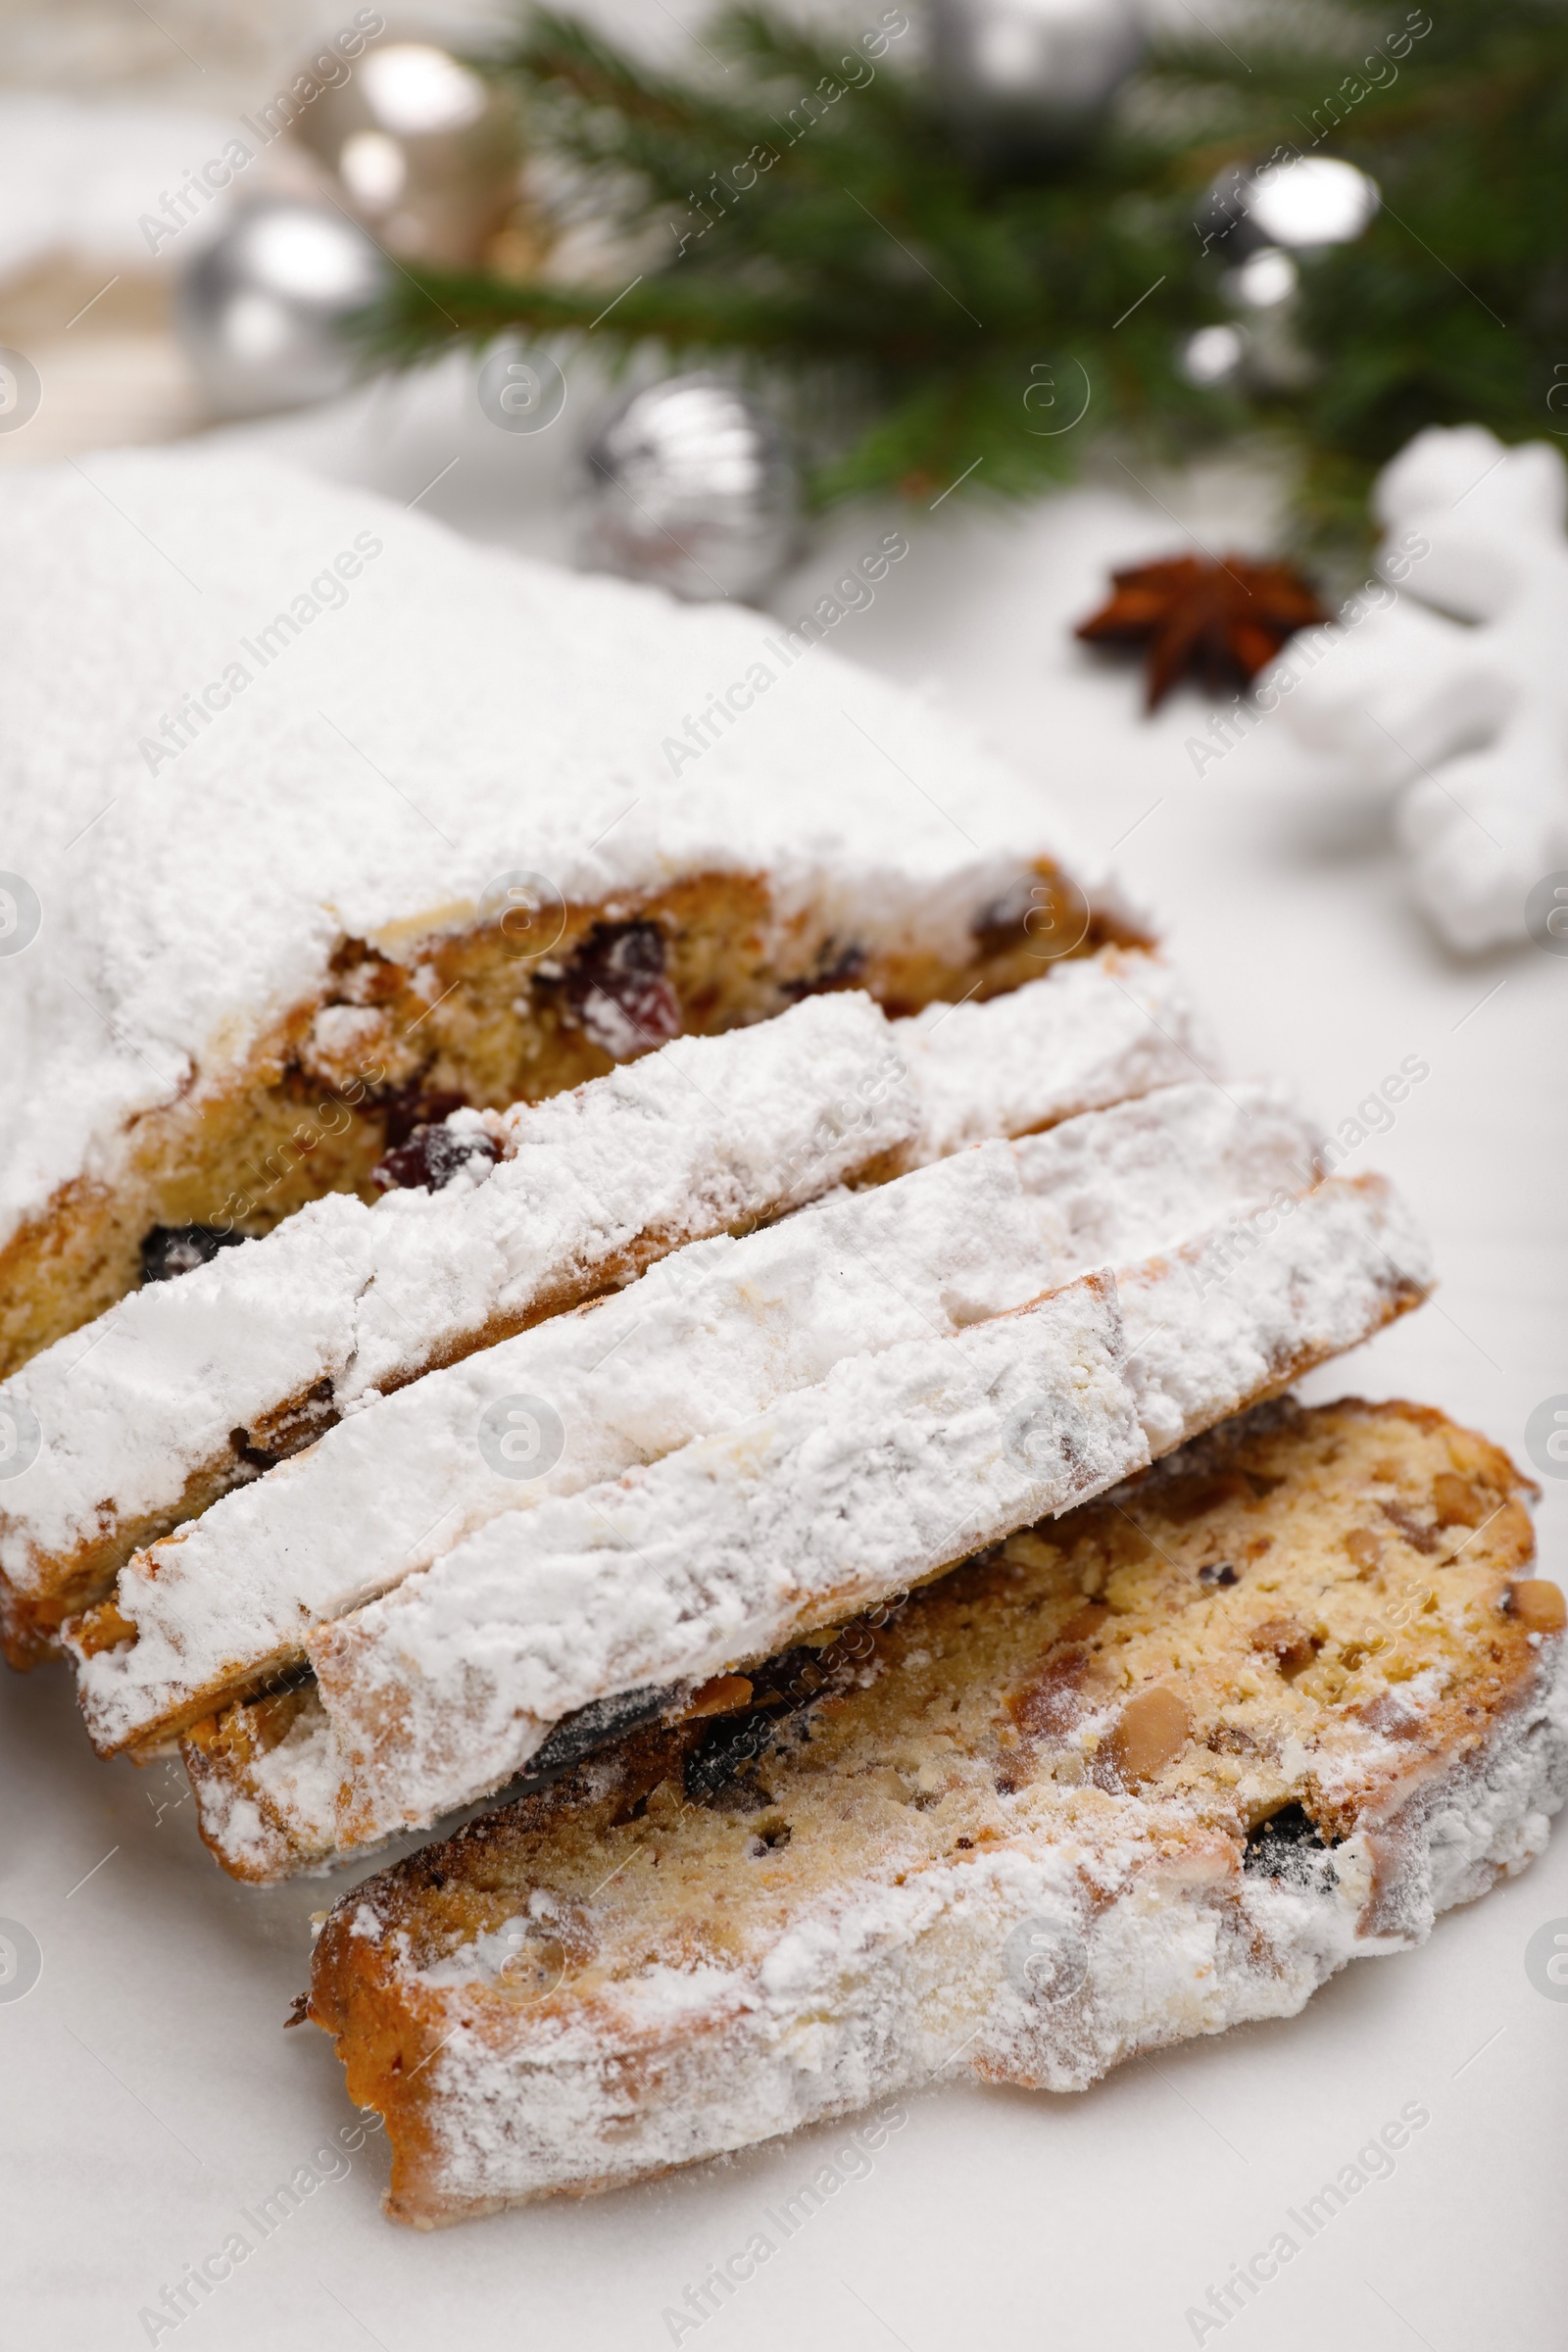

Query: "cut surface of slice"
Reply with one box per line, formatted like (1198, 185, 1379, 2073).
(0, 447, 1143, 1382)
(72, 1073, 1308, 1765)
(307, 1397, 1565, 2226)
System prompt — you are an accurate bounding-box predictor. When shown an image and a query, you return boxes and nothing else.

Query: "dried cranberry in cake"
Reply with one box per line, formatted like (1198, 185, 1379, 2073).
(371, 1087, 500, 1192)
(780, 942, 867, 1001)
(972, 870, 1090, 963)
(564, 921, 681, 1058)
(378, 1088, 467, 1152)
(140, 1225, 245, 1284)
(374, 1119, 500, 1195)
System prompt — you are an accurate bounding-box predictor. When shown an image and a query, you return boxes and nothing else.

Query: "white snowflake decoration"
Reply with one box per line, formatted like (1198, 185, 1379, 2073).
(1267, 423, 1568, 953)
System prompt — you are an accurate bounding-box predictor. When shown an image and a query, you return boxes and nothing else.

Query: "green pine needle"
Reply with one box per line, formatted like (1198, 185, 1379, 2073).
(353, 0, 1568, 541)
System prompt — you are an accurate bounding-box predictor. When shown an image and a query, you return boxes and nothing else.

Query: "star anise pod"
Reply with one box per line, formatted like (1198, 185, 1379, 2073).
(1074, 553, 1329, 712)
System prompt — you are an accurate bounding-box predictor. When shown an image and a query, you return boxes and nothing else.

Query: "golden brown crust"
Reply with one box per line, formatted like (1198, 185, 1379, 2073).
(309, 1396, 1559, 2224)
(181, 1682, 328, 1882)
(1, 1440, 285, 1669)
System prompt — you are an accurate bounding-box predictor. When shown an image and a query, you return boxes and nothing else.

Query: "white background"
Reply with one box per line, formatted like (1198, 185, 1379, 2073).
(3, 343, 1566, 2350)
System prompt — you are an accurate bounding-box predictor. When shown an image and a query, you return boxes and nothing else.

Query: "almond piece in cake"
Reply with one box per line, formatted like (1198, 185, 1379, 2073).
(307, 1397, 1563, 2226)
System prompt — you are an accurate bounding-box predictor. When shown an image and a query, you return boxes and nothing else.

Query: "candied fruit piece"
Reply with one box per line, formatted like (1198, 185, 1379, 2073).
(1103, 1687, 1191, 1785)
(374, 1119, 499, 1194)
(566, 921, 681, 1058)
(139, 1225, 244, 1283)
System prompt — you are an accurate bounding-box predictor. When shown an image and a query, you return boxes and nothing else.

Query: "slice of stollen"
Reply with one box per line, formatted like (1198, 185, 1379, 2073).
(2, 946, 1199, 1665)
(306, 1396, 1567, 2227)
(311, 1274, 1152, 1828)
(305, 1170, 1431, 1854)
(180, 1161, 1429, 1882)
(70, 1075, 1308, 1763)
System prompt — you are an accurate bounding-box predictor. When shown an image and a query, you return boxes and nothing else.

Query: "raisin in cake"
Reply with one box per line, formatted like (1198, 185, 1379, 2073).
(0, 447, 1143, 1379)
(308, 1398, 1566, 2226)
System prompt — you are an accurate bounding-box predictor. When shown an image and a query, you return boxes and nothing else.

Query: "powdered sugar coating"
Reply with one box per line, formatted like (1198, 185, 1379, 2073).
(0, 447, 1136, 1256)
(305, 1171, 1428, 1853)
(898, 950, 1215, 1161)
(0, 948, 1201, 1605)
(176, 1110, 1431, 1879)
(1117, 1173, 1435, 1456)
(321, 1274, 1144, 1822)
(74, 1077, 1314, 1755)
(0, 992, 912, 1594)
(185, 1685, 341, 1878)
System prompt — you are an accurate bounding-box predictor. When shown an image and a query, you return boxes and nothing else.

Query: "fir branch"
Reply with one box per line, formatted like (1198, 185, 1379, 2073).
(354, 0, 1568, 534)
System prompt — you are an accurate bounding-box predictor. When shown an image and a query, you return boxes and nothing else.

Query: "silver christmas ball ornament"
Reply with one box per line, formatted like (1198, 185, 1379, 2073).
(1198, 155, 1381, 266)
(1248, 157, 1379, 249)
(177, 198, 388, 416)
(929, 0, 1146, 165)
(580, 376, 800, 604)
(294, 37, 522, 268)
(1223, 247, 1298, 311)
(1188, 157, 1379, 395)
(1179, 323, 1247, 389)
